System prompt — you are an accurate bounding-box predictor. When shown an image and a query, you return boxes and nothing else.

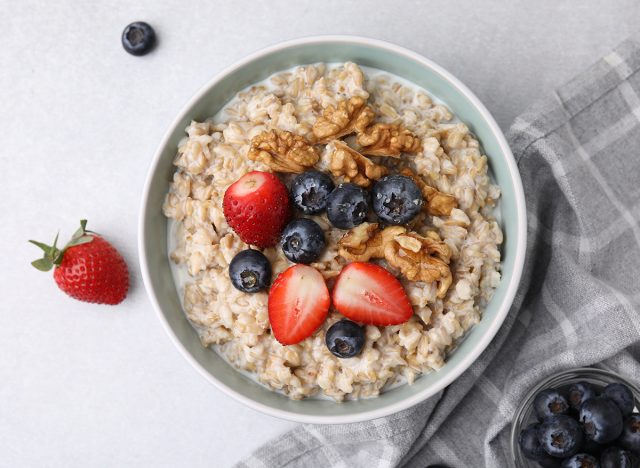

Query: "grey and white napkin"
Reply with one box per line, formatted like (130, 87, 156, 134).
(237, 33, 640, 468)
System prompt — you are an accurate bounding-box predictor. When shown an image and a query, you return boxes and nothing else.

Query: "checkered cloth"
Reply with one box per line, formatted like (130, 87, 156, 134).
(237, 34, 640, 468)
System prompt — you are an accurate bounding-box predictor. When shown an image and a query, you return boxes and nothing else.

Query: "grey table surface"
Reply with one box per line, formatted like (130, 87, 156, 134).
(1, 1, 638, 466)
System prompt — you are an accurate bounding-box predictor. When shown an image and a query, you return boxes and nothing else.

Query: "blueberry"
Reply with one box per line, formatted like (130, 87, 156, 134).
(600, 447, 638, 468)
(371, 175, 423, 225)
(325, 320, 365, 358)
(604, 383, 635, 418)
(229, 249, 271, 293)
(569, 382, 598, 410)
(280, 218, 326, 264)
(326, 183, 369, 229)
(290, 170, 335, 214)
(580, 397, 624, 444)
(581, 438, 606, 458)
(122, 22, 156, 56)
(618, 414, 640, 453)
(535, 388, 570, 421)
(519, 423, 548, 461)
(538, 415, 584, 458)
(561, 453, 599, 468)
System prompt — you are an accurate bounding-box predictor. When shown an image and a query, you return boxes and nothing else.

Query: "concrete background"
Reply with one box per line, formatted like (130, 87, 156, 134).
(1, 1, 638, 466)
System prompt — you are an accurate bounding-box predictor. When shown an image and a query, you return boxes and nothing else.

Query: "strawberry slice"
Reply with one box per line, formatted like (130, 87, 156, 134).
(332, 262, 413, 326)
(268, 264, 330, 345)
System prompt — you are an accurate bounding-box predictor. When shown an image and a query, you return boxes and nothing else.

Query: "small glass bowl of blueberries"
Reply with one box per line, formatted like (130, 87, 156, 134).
(511, 367, 640, 467)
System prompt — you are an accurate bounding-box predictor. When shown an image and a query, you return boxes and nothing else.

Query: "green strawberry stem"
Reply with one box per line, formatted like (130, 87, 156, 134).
(29, 219, 94, 272)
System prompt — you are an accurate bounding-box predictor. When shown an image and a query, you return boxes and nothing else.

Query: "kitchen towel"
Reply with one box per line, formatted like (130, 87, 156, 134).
(237, 33, 640, 468)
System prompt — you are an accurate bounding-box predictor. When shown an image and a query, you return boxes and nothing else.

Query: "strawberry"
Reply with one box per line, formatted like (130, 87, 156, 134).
(268, 264, 330, 345)
(29, 220, 129, 305)
(332, 262, 413, 326)
(223, 171, 291, 248)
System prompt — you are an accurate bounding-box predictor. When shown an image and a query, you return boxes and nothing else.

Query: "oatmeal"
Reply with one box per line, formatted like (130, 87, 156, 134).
(163, 63, 503, 401)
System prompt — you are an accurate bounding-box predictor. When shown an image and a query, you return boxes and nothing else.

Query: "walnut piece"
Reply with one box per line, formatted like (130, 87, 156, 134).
(356, 123, 422, 158)
(400, 168, 457, 216)
(247, 129, 319, 173)
(329, 141, 388, 187)
(339, 223, 452, 298)
(312, 97, 375, 143)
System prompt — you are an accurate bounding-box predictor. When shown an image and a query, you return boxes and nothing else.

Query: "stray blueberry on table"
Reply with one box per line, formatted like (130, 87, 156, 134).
(290, 170, 335, 214)
(326, 183, 369, 229)
(538, 415, 584, 458)
(371, 175, 423, 225)
(600, 446, 638, 468)
(618, 413, 640, 453)
(560, 453, 599, 468)
(579, 397, 623, 444)
(229, 249, 271, 293)
(603, 383, 635, 418)
(534, 388, 570, 421)
(280, 218, 326, 264)
(325, 320, 365, 358)
(568, 382, 597, 411)
(518, 423, 548, 461)
(122, 22, 156, 56)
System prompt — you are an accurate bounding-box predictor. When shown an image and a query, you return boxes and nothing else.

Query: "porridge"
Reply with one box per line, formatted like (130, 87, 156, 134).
(163, 63, 503, 401)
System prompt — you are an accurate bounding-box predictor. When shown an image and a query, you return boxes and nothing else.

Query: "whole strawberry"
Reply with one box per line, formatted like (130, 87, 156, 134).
(30, 220, 129, 305)
(223, 171, 291, 248)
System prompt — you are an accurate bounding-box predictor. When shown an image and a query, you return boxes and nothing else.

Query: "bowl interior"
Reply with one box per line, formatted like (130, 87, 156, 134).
(140, 37, 525, 423)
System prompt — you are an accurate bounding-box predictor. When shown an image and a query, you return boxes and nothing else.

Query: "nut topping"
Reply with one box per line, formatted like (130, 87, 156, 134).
(329, 141, 389, 187)
(248, 129, 319, 173)
(356, 123, 422, 158)
(312, 97, 375, 143)
(400, 168, 458, 216)
(338, 223, 452, 298)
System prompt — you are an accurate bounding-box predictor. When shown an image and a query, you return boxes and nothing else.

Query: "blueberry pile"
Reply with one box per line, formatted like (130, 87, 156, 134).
(519, 380, 640, 467)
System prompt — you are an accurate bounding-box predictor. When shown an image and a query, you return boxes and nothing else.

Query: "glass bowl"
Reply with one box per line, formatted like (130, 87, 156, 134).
(510, 367, 640, 467)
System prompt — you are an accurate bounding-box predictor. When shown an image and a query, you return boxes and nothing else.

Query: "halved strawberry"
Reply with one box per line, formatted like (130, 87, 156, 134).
(268, 264, 330, 345)
(332, 262, 413, 326)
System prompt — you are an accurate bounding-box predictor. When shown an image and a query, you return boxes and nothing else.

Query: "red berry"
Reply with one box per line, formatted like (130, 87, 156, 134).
(223, 171, 291, 248)
(268, 264, 330, 345)
(30, 220, 129, 305)
(332, 262, 413, 326)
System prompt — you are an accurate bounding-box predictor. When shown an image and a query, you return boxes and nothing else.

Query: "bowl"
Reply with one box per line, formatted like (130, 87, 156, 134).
(139, 35, 527, 424)
(510, 367, 640, 467)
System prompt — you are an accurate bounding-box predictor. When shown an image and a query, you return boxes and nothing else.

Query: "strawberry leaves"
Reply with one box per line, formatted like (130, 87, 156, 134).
(29, 219, 94, 271)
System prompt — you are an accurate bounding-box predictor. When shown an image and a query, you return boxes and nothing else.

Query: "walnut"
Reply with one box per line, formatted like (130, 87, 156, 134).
(312, 97, 375, 143)
(338, 223, 452, 298)
(329, 141, 388, 187)
(247, 129, 319, 173)
(400, 168, 458, 216)
(356, 123, 422, 157)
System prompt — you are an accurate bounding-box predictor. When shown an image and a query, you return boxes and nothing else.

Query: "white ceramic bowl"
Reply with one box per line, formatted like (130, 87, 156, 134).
(139, 35, 527, 424)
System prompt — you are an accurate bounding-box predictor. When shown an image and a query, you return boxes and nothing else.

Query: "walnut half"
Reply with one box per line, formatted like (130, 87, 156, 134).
(400, 168, 458, 216)
(329, 141, 388, 187)
(247, 129, 319, 173)
(338, 223, 452, 298)
(312, 96, 375, 144)
(356, 123, 422, 158)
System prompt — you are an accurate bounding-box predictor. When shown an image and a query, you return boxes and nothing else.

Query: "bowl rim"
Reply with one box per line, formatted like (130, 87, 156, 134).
(138, 34, 527, 424)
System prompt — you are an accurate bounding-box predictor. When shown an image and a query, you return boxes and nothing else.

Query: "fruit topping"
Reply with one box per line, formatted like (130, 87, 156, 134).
(280, 218, 326, 264)
(561, 453, 599, 468)
(534, 388, 570, 421)
(268, 265, 330, 345)
(290, 170, 335, 214)
(229, 249, 271, 293)
(325, 319, 366, 359)
(569, 382, 598, 411)
(371, 175, 423, 225)
(223, 171, 291, 248)
(604, 383, 635, 418)
(618, 414, 640, 453)
(331, 262, 413, 326)
(538, 414, 584, 458)
(326, 183, 369, 229)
